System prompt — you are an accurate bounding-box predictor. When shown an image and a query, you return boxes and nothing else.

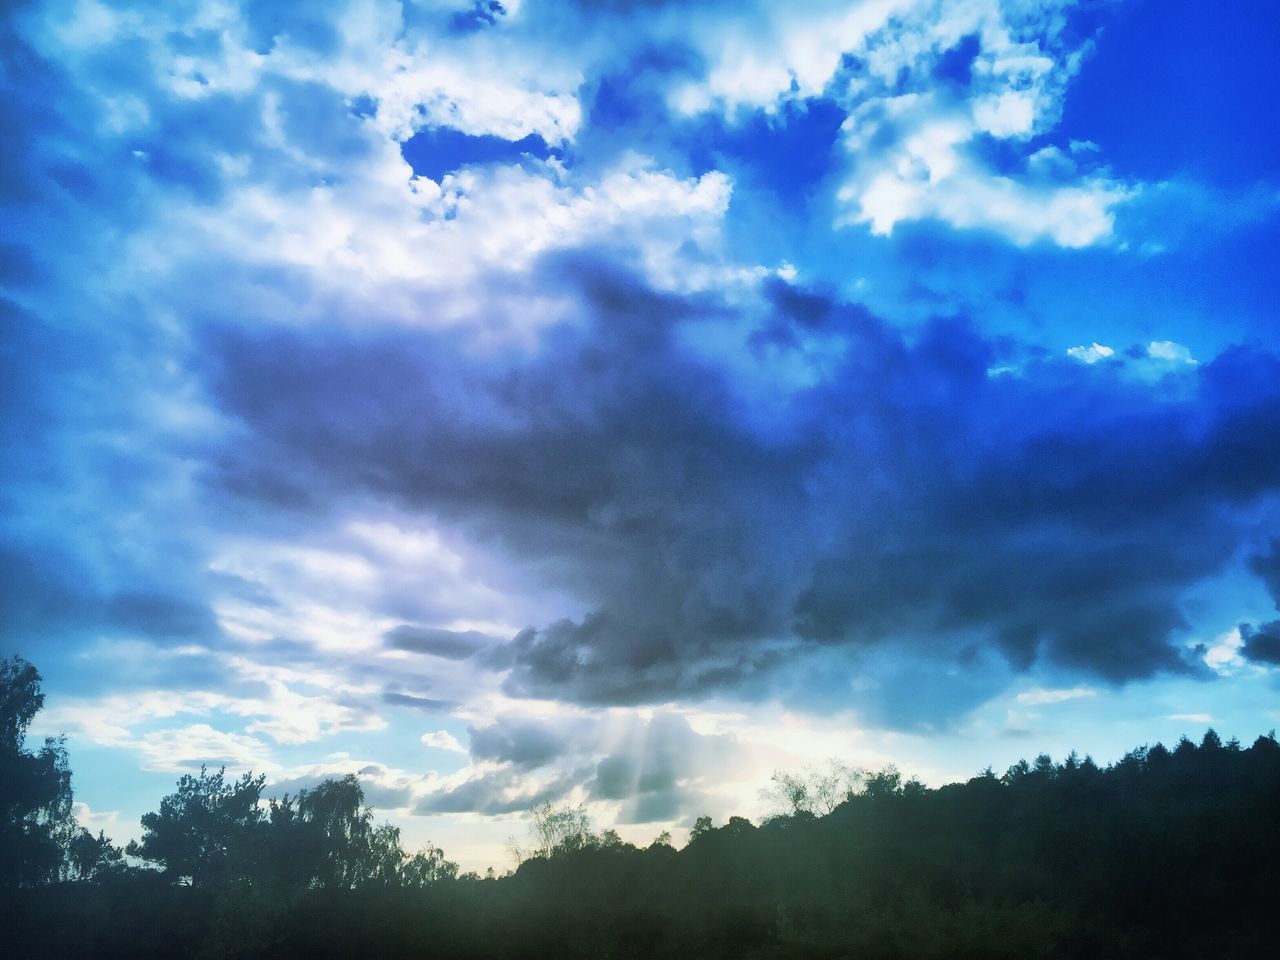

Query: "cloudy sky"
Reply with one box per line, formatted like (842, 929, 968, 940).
(3, 0, 1279, 870)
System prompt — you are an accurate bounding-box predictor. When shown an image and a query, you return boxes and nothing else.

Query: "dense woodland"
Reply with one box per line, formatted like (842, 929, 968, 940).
(4, 653, 1280, 959)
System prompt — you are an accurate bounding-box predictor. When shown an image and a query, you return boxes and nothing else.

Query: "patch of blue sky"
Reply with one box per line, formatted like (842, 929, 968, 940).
(58, 742, 180, 826)
(401, 127, 560, 182)
(1057, 0, 1280, 190)
(446, 1, 509, 36)
(682, 97, 847, 205)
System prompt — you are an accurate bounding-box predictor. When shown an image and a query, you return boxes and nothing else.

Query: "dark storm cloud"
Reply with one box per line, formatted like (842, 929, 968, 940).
(1248, 540, 1280, 609)
(502, 616, 788, 706)
(199, 255, 1280, 715)
(0, 537, 222, 651)
(1239, 622, 1280, 667)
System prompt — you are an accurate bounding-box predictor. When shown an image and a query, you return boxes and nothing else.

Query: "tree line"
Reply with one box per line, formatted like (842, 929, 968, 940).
(5, 652, 1280, 958)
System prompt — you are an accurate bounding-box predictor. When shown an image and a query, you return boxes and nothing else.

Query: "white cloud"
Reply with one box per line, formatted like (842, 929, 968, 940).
(422, 730, 467, 753)
(131, 723, 275, 774)
(72, 801, 127, 841)
(1066, 342, 1115, 364)
(135, 150, 734, 336)
(1166, 713, 1213, 724)
(36, 653, 393, 777)
(669, 0, 1132, 247)
(242, 681, 388, 745)
(838, 84, 1129, 247)
(1147, 340, 1197, 365)
(371, 58, 581, 145)
(1015, 686, 1098, 706)
(972, 90, 1036, 138)
(670, 0, 917, 116)
(1202, 627, 1246, 675)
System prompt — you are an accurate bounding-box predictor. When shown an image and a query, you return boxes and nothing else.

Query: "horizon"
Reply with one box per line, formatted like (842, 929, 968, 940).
(3, 0, 1279, 875)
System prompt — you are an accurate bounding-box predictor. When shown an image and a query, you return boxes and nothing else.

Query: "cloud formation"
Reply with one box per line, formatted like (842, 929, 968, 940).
(4, 0, 1280, 860)
(412, 710, 750, 824)
(197, 256, 1280, 709)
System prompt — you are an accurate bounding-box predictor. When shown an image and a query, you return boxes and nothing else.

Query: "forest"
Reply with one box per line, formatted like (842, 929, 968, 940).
(4, 652, 1279, 959)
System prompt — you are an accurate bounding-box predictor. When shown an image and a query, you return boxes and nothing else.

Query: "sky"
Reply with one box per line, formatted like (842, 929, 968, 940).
(2, 0, 1279, 871)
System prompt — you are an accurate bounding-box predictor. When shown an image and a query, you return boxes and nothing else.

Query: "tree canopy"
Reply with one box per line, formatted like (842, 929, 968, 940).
(0, 655, 120, 888)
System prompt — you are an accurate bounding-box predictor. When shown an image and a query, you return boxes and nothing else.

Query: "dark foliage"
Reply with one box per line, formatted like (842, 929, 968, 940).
(0, 656, 121, 887)
(5, 655, 1280, 957)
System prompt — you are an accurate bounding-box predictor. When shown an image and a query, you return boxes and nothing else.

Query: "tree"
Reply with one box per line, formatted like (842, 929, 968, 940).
(266, 774, 409, 888)
(127, 765, 266, 886)
(765, 759, 864, 815)
(863, 765, 903, 800)
(1, 655, 120, 886)
(515, 801, 598, 861)
(689, 815, 714, 843)
(134, 767, 455, 891)
(401, 843, 459, 886)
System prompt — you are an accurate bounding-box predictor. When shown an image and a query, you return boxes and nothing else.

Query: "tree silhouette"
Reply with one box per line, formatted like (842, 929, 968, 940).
(126, 765, 266, 886)
(266, 775, 418, 888)
(764, 758, 863, 816)
(0, 655, 121, 887)
(516, 801, 599, 862)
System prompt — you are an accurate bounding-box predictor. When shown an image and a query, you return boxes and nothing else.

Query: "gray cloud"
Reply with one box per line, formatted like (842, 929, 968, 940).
(411, 710, 744, 819)
(587, 712, 737, 823)
(1249, 540, 1280, 609)
(413, 766, 583, 816)
(382, 692, 458, 712)
(7, 0, 1277, 728)
(197, 254, 1280, 722)
(1239, 621, 1280, 666)
(467, 717, 584, 769)
(385, 624, 493, 660)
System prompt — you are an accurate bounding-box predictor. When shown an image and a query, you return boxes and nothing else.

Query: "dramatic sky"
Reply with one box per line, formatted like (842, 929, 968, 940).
(3, 0, 1279, 869)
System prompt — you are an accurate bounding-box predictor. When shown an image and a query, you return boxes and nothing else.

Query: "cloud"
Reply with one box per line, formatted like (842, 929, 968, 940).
(266, 758, 424, 811)
(196, 257, 1280, 711)
(587, 712, 740, 824)
(413, 764, 580, 815)
(34, 652, 394, 773)
(385, 625, 493, 660)
(6, 0, 1278, 783)
(409, 709, 755, 822)
(665, 0, 1133, 247)
(1249, 540, 1280, 608)
(468, 716, 584, 769)
(130, 724, 274, 774)
(383, 692, 457, 712)
(421, 730, 467, 753)
(1066, 342, 1115, 364)
(1239, 622, 1280, 667)
(1148, 340, 1197, 365)
(1015, 687, 1097, 706)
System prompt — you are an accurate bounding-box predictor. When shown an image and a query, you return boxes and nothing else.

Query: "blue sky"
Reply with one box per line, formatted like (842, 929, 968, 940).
(3, 0, 1279, 869)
